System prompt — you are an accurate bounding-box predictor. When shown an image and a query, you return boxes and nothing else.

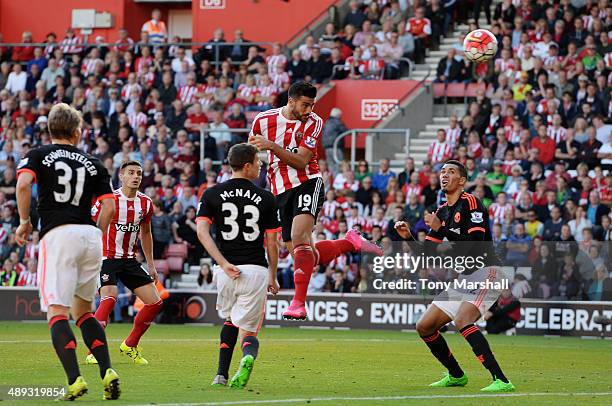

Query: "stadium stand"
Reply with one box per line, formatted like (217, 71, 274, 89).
(0, 0, 610, 314)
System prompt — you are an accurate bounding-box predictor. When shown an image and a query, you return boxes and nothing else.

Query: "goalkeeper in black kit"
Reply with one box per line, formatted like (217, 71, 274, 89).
(394, 160, 515, 392)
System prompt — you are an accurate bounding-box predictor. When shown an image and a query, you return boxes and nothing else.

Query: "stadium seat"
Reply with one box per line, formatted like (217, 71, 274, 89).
(166, 243, 188, 259)
(445, 83, 466, 99)
(432, 83, 446, 99)
(464, 83, 487, 104)
(167, 256, 185, 273)
(154, 260, 170, 276)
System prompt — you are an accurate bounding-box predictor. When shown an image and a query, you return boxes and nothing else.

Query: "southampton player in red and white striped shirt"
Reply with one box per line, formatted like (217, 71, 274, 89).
(88, 161, 163, 366)
(249, 82, 382, 320)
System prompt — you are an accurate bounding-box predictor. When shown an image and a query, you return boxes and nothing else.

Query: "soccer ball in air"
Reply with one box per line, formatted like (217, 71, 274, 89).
(463, 29, 498, 63)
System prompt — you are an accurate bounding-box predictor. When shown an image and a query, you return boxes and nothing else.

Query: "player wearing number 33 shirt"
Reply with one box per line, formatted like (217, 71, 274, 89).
(196, 143, 280, 389)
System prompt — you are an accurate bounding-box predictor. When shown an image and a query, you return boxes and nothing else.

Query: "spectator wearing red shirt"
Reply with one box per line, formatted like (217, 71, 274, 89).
(12, 31, 35, 62)
(184, 103, 208, 135)
(531, 124, 556, 166)
(224, 103, 247, 130)
(406, 7, 431, 63)
(114, 28, 134, 53)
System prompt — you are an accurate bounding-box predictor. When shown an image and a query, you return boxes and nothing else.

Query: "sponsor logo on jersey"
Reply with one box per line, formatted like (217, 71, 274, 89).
(471, 212, 484, 223)
(454, 212, 461, 223)
(449, 227, 461, 234)
(115, 223, 141, 233)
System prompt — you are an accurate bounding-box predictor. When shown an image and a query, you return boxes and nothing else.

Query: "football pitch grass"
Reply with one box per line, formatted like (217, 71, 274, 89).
(0, 322, 611, 405)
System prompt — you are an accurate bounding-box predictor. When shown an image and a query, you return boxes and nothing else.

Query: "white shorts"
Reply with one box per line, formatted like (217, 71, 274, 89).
(213, 264, 268, 333)
(38, 224, 103, 312)
(431, 267, 509, 320)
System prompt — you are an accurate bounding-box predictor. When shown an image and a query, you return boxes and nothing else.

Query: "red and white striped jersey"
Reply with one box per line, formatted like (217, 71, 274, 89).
(271, 71, 290, 90)
(366, 217, 388, 234)
(446, 126, 461, 149)
(428, 141, 452, 164)
(81, 58, 103, 76)
(128, 111, 148, 130)
(322, 200, 341, 218)
(17, 270, 38, 287)
(60, 35, 83, 54)
(495, 58, 516, 73)
(506, 129, 521, 144)
(489, 202, 513, 224)
(24, 241, 39, 260)
(114, 37, 134, 53)
(250, 108, 323, 195)
(266, 54, 288, 75)
(237, 84, 258, 100)
(92, 189, 154, 259)
(179, 85, 202, 105)
(347, 215, 367, 230)
(403, 183, 423, 201)
(256, 84, 279, 106)
(135, 56, 153, 75)
(547, 125, 567, 144)
(121, 83, 142, 101)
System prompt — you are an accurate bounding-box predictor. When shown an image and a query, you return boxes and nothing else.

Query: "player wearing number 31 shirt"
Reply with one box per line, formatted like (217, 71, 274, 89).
(248, 82, 382, 321)
(15, 103, 120, 400)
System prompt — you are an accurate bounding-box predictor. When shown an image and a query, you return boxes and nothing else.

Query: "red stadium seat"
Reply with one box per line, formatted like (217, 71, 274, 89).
(432, 83, 446, 98)
(166, 243, 188, 259)
(464, 82, 487, 103)
(445, 83, 466, 98)
(154, 260, 170, 276)
(167, 256, 185, 273)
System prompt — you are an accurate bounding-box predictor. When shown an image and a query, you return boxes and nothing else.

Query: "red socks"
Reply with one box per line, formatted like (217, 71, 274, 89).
(292, 244, 315, 305)
(314, 239, 354, 265)
(125, 299, 163, 347)
(94, 296, 117, 329)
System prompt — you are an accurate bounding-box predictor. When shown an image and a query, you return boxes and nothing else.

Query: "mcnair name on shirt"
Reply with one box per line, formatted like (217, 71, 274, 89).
(220, 188, 262, 205)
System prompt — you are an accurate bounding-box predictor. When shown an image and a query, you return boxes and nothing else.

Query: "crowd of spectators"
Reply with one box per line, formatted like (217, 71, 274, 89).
(0, 3, 610, 302)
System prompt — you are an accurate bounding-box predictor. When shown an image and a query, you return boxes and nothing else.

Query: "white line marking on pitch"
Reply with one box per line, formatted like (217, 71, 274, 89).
(125, 392, 612, 406)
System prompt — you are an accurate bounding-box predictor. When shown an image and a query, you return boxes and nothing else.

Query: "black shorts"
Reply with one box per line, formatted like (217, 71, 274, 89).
(276, 177, 324, 242)
(100, 258, 154, 291)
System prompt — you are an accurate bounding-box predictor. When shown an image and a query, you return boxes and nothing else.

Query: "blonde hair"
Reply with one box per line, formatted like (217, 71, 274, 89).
(48, 103, 82, 140)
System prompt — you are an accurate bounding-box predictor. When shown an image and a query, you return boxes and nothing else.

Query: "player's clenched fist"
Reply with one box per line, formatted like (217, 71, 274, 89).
(248, 135, 275, 151)
(394, 221, 411, 239)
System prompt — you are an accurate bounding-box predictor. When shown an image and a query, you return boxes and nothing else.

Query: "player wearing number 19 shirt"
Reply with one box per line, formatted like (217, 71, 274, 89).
(14, 103, 120, 400)
(196, 143, 281, 389)
(394, 160, 514, 393)
(248, 82, 382, 321)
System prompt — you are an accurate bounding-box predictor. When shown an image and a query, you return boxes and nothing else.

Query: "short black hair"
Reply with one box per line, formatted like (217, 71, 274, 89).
(443, 160, 468, 179)
(120, 160, 142, 171)
(288, 81, 317, 100)
(228, 143, 258, 171)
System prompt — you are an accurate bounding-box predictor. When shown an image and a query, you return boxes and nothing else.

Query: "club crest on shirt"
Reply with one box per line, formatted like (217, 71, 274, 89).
(471, 212, 484, 223)
(454, 212, 461, 223)
(304, 136, 316, 149)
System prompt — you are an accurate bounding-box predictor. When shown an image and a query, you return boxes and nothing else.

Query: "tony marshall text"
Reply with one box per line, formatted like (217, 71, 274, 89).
(373, 278, 509, 291)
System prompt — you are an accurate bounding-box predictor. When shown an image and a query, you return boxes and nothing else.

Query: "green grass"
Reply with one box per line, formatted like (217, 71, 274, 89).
(0, 322, 611, 405)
